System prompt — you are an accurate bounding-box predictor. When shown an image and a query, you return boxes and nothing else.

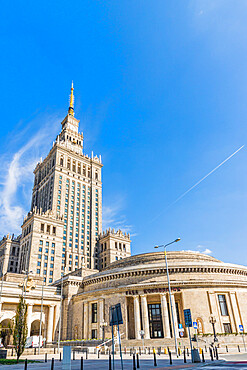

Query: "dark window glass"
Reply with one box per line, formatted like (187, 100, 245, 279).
(223, 323, 232, 334)
(218, 295, 229, 316)
(92, 303, 97, 323)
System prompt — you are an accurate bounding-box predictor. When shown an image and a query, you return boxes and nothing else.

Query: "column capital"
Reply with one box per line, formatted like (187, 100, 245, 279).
(140, 294, 147, 298)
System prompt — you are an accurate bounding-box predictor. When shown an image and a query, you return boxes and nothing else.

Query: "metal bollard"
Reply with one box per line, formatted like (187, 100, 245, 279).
(24, 358, 27, 370)
(81, 356, 83, 370)
(153, 349, 157, 367)
(139, 347, 141, 355)
(51, 358, 54, 370)
(98, 349, 100, 358)
(60, 352, 62, 361)
(238, 345, 241, 352)
(215, 347, 219, 360)
(184, 349, 186, 363)
(137, 353, 140, 368)
(209, 347, 213, 361)
(226, 345, 228, 352)
(202, 349, 205, 363)
(133, 354, 136, 370)
(34, 348, 36, 355)
(73, 351, 75, 360)
(11, 348, 13, 356)
(45, 353, 47, 362)
(169, 350, 172, 365)
(109, 353, 111, 370)
(86, 349, 88, 360)
(54, 347, 56, 354)
(148, 347, 151, 355)
(187, 348, 189, 356)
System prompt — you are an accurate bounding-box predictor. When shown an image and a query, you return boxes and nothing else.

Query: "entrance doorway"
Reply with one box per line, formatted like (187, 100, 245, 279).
(148, 304, 164, 338)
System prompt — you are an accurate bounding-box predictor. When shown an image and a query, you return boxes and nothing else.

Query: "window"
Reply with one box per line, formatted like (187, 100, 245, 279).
(51, 256, 54, 261)
(72, 161, 76, 172)
(52, 243, 55, 248)
(67, 158, 71, 170)
(39, 247, 42, 252)
(38, 255, 42, 259)
(37, 269, 40, 274)
(37, 262, 41, 266)
(91, 329, 97, 339)
(223, 323, 232, 334)
(53, 227, 56, 235)
(51, 250, 55, 255)
(60, 157, 63, 166)
(41, 224, 44, 232)
(47, 225, 50, 234)
(50, 271, 53, 276)
(46, 242, 49, 246)
(218, 295, 229, 316)
(92, 303, 97, 323)
(40, 240, 43, 245)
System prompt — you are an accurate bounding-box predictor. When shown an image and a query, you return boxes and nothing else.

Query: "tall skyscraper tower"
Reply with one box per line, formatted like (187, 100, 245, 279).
(30, 83, 103, 275)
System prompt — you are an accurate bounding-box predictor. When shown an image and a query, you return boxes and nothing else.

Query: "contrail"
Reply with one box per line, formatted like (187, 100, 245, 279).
(151, 145, 244, 222)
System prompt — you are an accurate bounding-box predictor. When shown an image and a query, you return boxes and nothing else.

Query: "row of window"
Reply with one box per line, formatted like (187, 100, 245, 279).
(40, 223, 56, 235)
(59, 156, 99, 180)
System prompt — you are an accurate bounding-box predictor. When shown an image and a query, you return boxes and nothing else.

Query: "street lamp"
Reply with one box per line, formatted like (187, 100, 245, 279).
(57, 274, 64, 353)
(100, 321, 107, 342)
(209, 315, 218, 343)
(154, 238, 181, 356)
(22, 270, 33, 299)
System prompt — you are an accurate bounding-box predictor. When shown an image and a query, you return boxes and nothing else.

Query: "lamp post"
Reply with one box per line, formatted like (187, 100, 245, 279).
(57, 274, 64, 353)
(100, 321, 107, 342)
(209, 315, 218, 343)
(154, 238, 181, 356)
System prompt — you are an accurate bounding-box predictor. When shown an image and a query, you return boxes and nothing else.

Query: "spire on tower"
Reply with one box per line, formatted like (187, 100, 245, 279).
(68, 81, 74, 116)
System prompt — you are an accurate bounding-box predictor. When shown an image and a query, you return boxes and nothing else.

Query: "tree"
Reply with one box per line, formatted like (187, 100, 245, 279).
(13, 296, 27, 363)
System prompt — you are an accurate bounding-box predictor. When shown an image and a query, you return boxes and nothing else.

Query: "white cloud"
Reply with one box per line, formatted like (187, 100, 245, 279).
(183, 245, 212, 255)
(0, 113, 61, 237)
(102, 201, 134, 235)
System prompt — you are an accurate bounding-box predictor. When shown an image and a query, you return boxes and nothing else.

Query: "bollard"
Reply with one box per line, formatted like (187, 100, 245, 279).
(209, 347, 213, 361)
(164, 348, 167, 354)
(238, 345, 241, 352)
(199, 347, 202, 354)
(24, 358, 27, 370)
(60, 352, 62, 361)
(133, 354, 136, 370)
(34, 347, 36, 355)
(139, 347, 141, 355)
(45, 353, 47, 362)
(109, 353, 111, 370)
(54, 347, 56, 354)
(226, 345, 228, 353)
(51, 358, 54, 370)
(215, 347, 219, 360)
(86, 348, 88, 360)
(81, 356, 83, 370)
(178, 347, 181, 356)
(184, 349, 186, 363)
(202, 349, 205, 363)
(148, 347, 151, 355)
(169, 350, 172, 365)
(187, 348, 189, 357)
(137, 353, 140, 368)
(205, 345, 207, 353)
(73, 350, 75, 360)
(98, 349, 100, 358)
(153, 349, 157, 367)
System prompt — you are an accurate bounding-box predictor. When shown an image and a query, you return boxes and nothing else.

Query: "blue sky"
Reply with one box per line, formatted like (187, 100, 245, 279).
(0, 1, 247, 265)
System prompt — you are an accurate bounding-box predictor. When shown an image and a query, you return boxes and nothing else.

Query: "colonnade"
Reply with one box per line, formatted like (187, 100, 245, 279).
(132, 293, 180, 339)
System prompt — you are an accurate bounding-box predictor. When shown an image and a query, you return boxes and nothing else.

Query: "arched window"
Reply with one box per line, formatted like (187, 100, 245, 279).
(67, 158, 71, 170)
(95, 171, 98, 180)
(60, 157, 64, 167)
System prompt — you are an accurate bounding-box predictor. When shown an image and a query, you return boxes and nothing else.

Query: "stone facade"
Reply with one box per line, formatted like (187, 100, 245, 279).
(55, 251, 247, 344)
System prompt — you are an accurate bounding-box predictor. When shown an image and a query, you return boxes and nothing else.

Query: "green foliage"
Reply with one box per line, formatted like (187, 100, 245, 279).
(13, 296, 28, 363)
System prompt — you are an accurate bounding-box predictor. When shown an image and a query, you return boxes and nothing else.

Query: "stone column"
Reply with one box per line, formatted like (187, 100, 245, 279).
(140, 295, 150, 339)
(229, 292, 242, 332)
(99, 299, 104, 339)
(88, 302, 92, 339)
(160, 294, 171, 338)
(54, 304, 60, 341)
(133, 296, 141, 339)
(27, 304, 33, 337)
(83, 302, 89, 339)
(47, 305, 55, 342)
(170, 294, 179, 338)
